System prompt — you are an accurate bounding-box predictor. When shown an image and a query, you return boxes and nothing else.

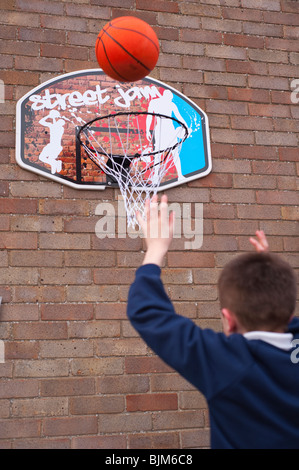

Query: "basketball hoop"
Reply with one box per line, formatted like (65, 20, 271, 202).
(77, 111, 189, 228)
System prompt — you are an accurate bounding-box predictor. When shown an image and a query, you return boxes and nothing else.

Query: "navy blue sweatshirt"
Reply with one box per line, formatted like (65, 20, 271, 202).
(127, 264, 299, 449)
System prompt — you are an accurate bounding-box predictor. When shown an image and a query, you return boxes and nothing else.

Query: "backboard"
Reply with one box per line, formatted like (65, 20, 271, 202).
(16, 69, 211, 190)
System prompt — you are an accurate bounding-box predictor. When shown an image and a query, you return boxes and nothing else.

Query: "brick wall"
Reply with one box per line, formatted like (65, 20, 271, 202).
(0, 0, 298, 449)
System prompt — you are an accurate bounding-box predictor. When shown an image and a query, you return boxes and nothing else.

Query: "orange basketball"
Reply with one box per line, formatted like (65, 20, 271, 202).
(95, 16, 160, 83)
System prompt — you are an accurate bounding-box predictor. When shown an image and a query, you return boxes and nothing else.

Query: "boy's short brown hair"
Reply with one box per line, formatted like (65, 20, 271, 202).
(218, 252, 297, 332)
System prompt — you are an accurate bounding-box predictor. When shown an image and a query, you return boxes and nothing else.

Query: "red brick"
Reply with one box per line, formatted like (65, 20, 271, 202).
(13, 286, 65, 304)
(227, 87, 269, 103)
(19, 27, 65, 44)
(181, 29, 222, 44)
(168, 284, 217, 301)
(0, 379, 38, 399)
(0, 199, 37, 214)
(241, 0, 281, 11)
(205, 71, 246, 87)
(249, 103, 291, 118)
(0, 419, 41, 439)
(281, 206, 299, 221)
(14, 359, 69, 378)
(264, 10, 299, 26)
(233, 174, 276, 189)
(128, 432, 180, 449)
(207, 100, 248, 115)
(5, 341, 39, 360)
(136, 0, 179, 12)
(40, 268, 92, 285)
(65, 3, 109, 18)
(39, 199, 89, 216)
(41, 303, 93, 321)
(40, 339, 94, 359)
(153, 410, 204, 430)
(40, 15, 87, 32)
(70, 357, 123, 377)
(202, 17, 242, 33)
(222, 6, 263, 21)
(43, 416, 97, 437)
(243, 22, 283, 37)
(95, 302, 126, 320)
(181, 428, 211, 449)
(65, 250, 115, 268)
(41, 44, 89, 61)
(73, 434, 126, 449)
(255, 131, 297, 146)
(0, 216, 9, 231)
(233, 145, 278, 160)
(39, 233, 91, 250)
(12, 322, 67, 340)
(281, 1, 299, 13)
(224, 33, 264, 48)
(233, 115, 273, 131)
(125, 356, 173, 374)
(70, 396, 124, 415)
(283, 238, 299, 252)
(212, 128, 254, 144)
(0, 10, 39, 27)
(181, 3, 221, 17)
(94, 268, 135, 285)
(126, 393, 178, 411)
(256, 190, 298, 205)
(0, 303, 39, 321)
(97, 375, 149, 394)
(10, 250, 63, 267)
(11, 397, 68, 418)
(0, 267, 39, 286)
(167, 252, 215, 268)
(69, 320, 120, 339)
(279, 147, 299, 161)
(13, 438, 70, 449)
(237, 204, 281, 220)
(96, 338, 148, 357)
(271, 90, 293, 105)
(252, 161, 296, 175)
(214, 220, 259, 235)
(40, 378, 95, 397)
(15, 55, 63, 72)
(260, 220, 298, 236)
(265, 36, 299, 52)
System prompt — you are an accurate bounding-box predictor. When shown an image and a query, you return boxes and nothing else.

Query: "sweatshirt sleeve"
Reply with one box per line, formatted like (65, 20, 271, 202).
(127, 264, 255, 399)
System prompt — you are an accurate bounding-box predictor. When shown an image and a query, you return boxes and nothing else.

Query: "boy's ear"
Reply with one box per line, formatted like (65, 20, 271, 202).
(221, 308, 240, 335)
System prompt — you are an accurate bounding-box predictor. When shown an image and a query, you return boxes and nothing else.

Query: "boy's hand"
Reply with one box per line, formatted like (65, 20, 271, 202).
(137, 194, 175, 267)
(249, 230, 269, 252)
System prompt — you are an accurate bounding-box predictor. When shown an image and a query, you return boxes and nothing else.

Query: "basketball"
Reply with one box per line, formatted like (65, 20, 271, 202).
(95, 16, 160, 83)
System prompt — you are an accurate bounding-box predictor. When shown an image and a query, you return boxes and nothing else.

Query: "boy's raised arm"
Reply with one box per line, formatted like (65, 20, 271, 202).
(136, 194, 175, 267)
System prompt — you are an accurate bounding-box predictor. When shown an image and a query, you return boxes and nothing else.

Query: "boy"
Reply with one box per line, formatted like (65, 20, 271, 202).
(127, 195, 299, 449)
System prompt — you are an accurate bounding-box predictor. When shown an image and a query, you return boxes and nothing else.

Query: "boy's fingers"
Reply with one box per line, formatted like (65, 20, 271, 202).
(169, 210, 175, 239)
(255, 230, 269, 250)
(249, 237, 259, 248)
(250, 232, 269, 252)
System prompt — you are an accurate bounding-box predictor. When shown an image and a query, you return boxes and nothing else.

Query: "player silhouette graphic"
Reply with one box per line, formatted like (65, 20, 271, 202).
(146, 90, 189, 185)
(39, 110, 65, 174)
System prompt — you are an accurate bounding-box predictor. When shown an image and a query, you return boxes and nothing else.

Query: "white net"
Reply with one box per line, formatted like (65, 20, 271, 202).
(77, 112, 188, 228)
